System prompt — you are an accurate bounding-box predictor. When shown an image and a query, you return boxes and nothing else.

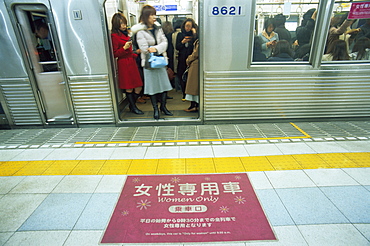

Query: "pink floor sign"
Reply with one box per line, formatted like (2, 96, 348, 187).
(101, 173, 276, 244)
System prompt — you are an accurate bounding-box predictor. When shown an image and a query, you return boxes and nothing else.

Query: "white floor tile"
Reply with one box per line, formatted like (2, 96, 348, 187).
(76, 148, 115, 160)
(0, 232, 13, 245)
(179, 146, 214, 158)
(342, 168, 370, 186)
(244, 144, 283, 156)
(353, 224, 370, 241)
(4, 231, 70, 246)
(275, 143, 316, 155)
(304, 142, 349, 153)
(244, 226, 308, 245)
(144, 146, 179, 159)
(9, 149, 55, 161)
(212, 145, 249, 158)
(335, 141, 370, 152)
(64, 230, 103, 246)
(0, 176, 25, 195)
(247, 172, 273, 190)
(52, 175, 102, 193)
(304, 169, 358, 187)
(43, 148, 84, 160)
(109, 147, 147, 159)
(0, 150, 25, 161)
(95, 175, 126, 193)
(298, 224, 369, 246)
(10, 176, 63, 194)
(0, 194, 47, 231)
(265, 170, 316, 189)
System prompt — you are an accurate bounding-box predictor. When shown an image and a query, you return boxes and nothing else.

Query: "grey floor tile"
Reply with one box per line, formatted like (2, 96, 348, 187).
(343, 168, 370, 185)
(248, 172, 273, 190)
(43, 148, 84, 160)
(304, 142, 349, 153)
(212, 145, 249, 158)
(265, 170, 316, 189)
(298, 224, 369, 246)
(76, 148, 116, 160)
(0, 176, 25, 195)
(10, 176, 63, 194)
(19, 193, 91, 231)
(335, 141, 370, 152)
(4, 231, 70, 246)
(0, 232, 14, 246)
(144, 146, 179, 159)
(95, 175, 126, 193)
(0, 150, 25, 161)
(10, 149, 55, 161)
(244, 144, 283, 156)
(64, 230, 103, 246)
(179, 146, 214, 158)
(52, 175, 102, 193)
(276, 187, 349, 225)
(74, 193, 119, 230)
(275, 143, 316, 155)
(244, 226, 308, 245)
(0, 194, 47, 231)
(255, 189, 295, 226)
(304, 169, 358, 187)
(353, 224, 370, 241)
(109, 147, 147, 159)
(320, 186, 370, 223)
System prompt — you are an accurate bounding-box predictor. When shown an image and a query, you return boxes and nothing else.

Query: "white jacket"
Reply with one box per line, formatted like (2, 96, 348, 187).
(131, 22, 168, 67)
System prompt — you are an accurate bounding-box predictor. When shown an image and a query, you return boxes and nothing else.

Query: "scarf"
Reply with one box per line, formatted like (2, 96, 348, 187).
(119, 29, 129, 37)
(262, 30, 276, 40)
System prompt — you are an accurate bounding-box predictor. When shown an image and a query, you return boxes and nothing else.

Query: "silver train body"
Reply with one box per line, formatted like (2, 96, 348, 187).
(0, 0, 369, 128)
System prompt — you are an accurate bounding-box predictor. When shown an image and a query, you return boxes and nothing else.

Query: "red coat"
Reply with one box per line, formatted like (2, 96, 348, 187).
(111, 32, 143, 89)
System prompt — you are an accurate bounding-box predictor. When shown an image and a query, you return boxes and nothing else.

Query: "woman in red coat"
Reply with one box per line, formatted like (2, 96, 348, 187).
(111, 13, 143, 114)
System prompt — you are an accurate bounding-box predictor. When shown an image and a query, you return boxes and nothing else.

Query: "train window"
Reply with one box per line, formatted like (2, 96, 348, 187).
(253, 0, 318, 63)
(322, 0, 370, 63)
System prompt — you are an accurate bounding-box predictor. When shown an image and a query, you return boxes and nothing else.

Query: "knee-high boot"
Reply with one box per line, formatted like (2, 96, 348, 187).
(126, 92, 143, 115)
(150, 94, 160, 120)
(160, 92, 173, 116)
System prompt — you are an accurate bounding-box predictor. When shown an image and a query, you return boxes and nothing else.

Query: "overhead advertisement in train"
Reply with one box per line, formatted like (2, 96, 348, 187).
(348, 1, 370, 19)
(101, 173, 276, 244)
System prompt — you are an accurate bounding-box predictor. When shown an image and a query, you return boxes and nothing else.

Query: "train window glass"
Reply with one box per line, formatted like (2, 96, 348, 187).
(322, 0, 370, 63)
(253, 0, 318, 63)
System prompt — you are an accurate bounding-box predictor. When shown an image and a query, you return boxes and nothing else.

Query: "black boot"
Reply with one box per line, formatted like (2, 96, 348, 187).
(126, 92, 143, 114)
(150, 94, 160, 120)
(160, 92, 173, 116)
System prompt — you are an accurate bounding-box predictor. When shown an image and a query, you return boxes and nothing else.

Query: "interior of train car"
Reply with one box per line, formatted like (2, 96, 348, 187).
(0, 0, 369, 129)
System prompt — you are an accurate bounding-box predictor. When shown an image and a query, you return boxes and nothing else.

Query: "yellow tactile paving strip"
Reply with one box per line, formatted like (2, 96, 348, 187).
(0, 153, 369, 177)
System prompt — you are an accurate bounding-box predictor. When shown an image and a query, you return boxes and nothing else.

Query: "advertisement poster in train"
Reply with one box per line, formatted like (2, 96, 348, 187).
(348, 2, 370, 19)
(101, 173, 276, 244)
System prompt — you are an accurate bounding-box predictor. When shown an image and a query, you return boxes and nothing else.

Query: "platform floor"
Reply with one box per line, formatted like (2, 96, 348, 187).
(0, 120, 369, 245)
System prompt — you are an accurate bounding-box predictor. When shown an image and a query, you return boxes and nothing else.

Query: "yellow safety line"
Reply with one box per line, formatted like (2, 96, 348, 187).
(75, 123, 311, 144)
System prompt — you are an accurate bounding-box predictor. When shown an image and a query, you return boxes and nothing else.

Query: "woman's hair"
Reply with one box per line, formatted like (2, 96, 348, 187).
(162, 21, 174, 35)
(263, 18, 275, 31)
(139, 5, 156, 26)
(327, 39, 349, 60)
(111, 13, 127, 34)
(181, 18, 197, 32)
(352, 37, 370, 60)
(273, 40, 293, 57)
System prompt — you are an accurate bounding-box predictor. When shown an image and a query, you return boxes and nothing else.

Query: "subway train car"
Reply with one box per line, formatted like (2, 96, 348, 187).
(0, 0, 369, 129)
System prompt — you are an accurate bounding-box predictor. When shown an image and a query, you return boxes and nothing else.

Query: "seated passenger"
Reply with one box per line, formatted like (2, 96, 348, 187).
(350, 37, 370, 60)
(274, 14, 291, 43)
(258, 18, 279, 58)
(322, 39, 350, 61)
(268, 40, 294, 61)
(294, 43, 311, 61)
(253, 36, 267, 62)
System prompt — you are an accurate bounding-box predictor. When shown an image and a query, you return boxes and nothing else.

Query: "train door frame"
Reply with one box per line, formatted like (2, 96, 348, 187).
(102, 0, 203, 126)
(5, 1, 76, 126)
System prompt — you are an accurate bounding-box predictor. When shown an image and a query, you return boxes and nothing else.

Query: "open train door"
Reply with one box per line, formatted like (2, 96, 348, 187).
(6, 1, 75, 125)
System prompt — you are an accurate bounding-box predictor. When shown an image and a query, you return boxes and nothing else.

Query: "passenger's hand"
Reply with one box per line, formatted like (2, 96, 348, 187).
(346, 28, 360, 35)
(148, 47, 157, 53)
(123, 41, 132, 50)
(136, 49, 141, 54)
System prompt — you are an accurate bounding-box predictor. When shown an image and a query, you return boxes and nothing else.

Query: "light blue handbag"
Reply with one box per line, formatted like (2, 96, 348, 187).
(148, 53, 168, 68)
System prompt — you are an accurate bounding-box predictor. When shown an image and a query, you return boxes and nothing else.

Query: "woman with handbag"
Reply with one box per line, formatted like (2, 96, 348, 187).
(111, 13, 144, 115)
(131, 5, 173, 120)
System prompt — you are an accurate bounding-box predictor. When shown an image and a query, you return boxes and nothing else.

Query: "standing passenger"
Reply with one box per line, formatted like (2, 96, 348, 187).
(131, 5, 173, 120)
(322, 39, 350, 61)
(258, 18, 279, 58)
(111, 13, 143, 115)
(176, 18, 197, 101)
(184, 38, 199, 112)
(162, 21, 176, 90)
